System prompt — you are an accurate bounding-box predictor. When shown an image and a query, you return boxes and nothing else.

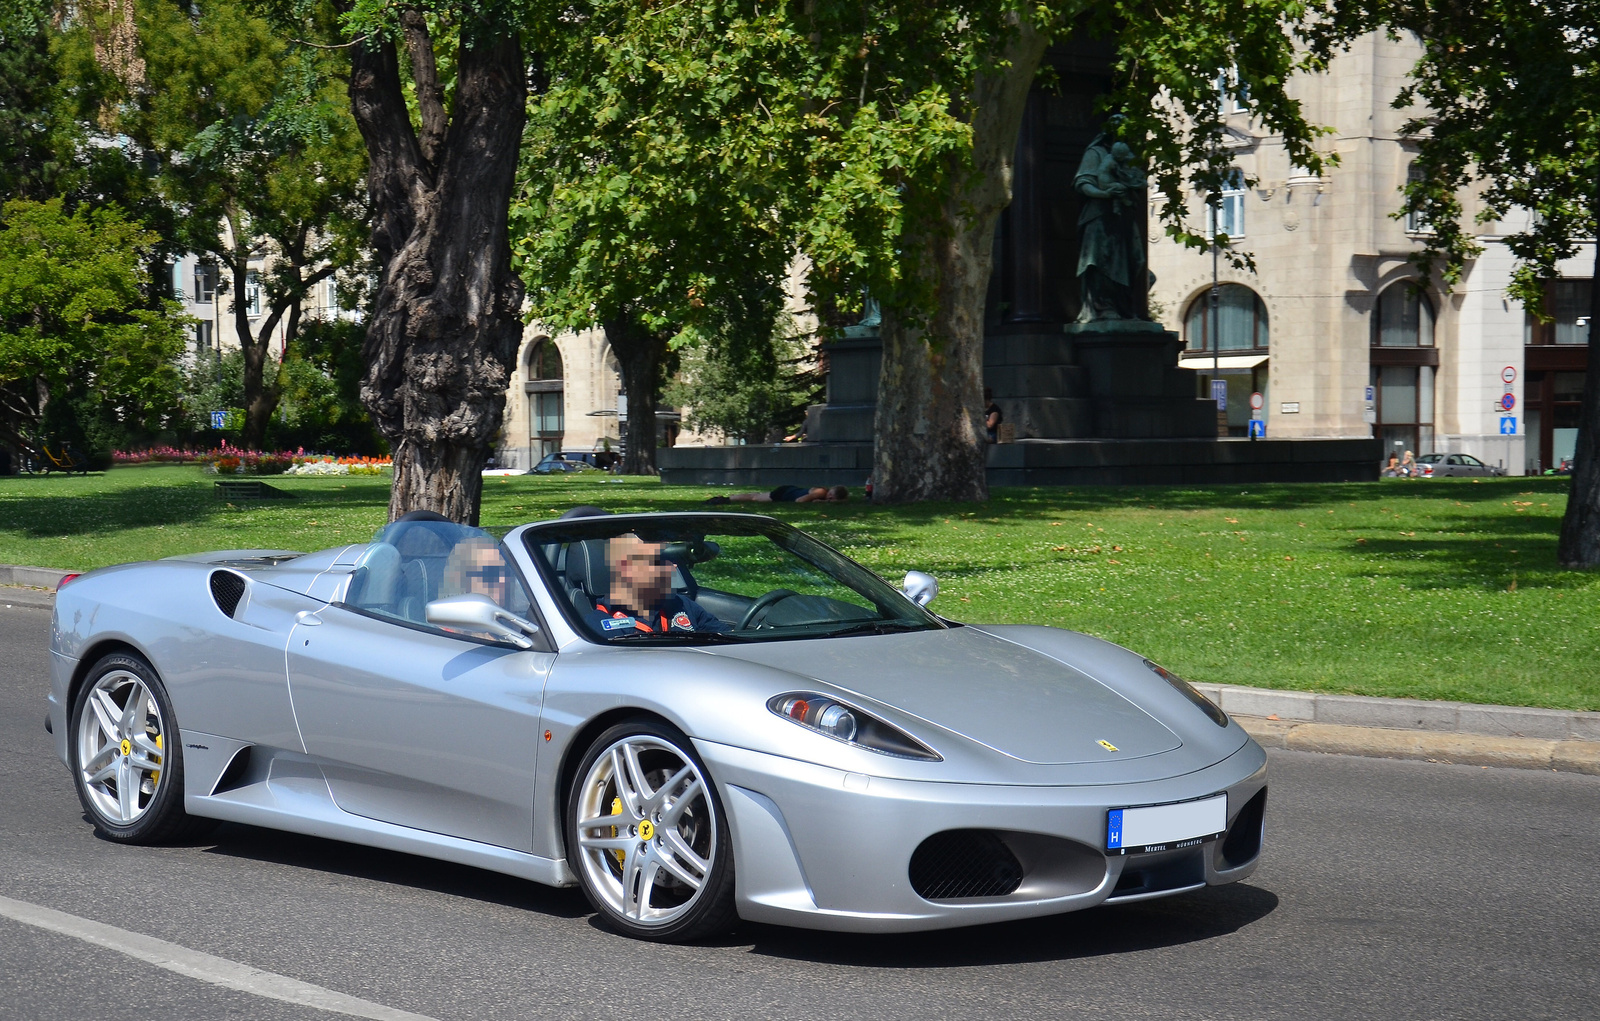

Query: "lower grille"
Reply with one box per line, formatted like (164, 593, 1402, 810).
(909, 830, 1024, 900)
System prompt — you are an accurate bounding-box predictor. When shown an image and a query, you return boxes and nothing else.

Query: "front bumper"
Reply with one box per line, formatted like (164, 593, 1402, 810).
(699, 738, 1268, 933)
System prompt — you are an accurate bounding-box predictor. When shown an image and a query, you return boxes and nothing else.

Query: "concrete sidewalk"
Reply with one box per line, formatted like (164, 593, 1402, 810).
(6, 563, 1598, 776)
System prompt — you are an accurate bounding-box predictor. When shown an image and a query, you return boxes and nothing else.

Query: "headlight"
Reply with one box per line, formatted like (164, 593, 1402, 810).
(770, 693, 940, 760)
(1143, 660, 1229, 728)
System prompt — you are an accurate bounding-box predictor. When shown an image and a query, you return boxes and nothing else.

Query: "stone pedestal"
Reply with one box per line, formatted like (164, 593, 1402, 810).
(803, 334, 880, 443)
(1064, 323, 1218, 438)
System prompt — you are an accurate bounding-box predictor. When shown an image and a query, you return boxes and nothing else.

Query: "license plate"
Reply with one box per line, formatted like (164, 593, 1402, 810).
(1106, 794, 1227, 855)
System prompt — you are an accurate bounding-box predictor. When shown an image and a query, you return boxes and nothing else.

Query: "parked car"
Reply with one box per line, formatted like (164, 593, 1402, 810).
(1416, 453, 1506, 477)
(47, 511, 1266, 942)
(532, 451, 599, 474)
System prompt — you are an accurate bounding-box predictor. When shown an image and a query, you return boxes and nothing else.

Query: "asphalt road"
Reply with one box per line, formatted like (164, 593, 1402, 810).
(2, 604, 1596, 1021)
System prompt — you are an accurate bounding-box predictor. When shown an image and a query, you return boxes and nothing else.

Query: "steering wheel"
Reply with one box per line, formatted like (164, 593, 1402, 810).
(738, 589, 799, 630)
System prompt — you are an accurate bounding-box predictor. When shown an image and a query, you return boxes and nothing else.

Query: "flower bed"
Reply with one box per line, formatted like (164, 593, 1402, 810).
(114, 447, 391, 476)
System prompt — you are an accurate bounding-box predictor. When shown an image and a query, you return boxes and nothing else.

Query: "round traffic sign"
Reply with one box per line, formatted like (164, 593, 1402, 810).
(1500, 392, 1516, 412)
(1249, 391, 1264, 410)
(1502, 365, 1517, 384)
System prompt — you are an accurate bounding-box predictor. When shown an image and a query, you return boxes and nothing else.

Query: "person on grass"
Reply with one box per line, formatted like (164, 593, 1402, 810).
(705, 485, 848, 505)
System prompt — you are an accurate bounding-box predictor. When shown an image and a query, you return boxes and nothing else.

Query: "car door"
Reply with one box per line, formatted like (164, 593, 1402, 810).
(1443, 454, 1464, 476)
(287, 606, 552, 850)
(1459, 454, 1486, 476)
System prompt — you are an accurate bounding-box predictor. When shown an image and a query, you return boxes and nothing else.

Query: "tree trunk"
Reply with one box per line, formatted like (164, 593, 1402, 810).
(1555, 179, 1600, 567)
(871, 20, 1047, 503)
(348, 26, 526, 525)
(604, 315, 665, 475)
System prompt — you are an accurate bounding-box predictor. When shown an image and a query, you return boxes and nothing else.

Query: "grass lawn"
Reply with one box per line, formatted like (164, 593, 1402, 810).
(2, 466, 1595, 710)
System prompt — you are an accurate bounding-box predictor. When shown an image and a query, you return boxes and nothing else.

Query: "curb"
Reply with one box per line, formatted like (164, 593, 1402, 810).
(0, 587, 54, 610)
(0, 566, 71, 611)
(1192, 681, 1600, 743)
(1234, 716, 1600, 776)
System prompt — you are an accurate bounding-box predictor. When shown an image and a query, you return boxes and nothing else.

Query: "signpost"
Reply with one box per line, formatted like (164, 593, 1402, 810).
(1499, 393, 1516, 413)
(1248, 419, 1266, 438)
(1502, 365, 1517, 385)
(210, 411, 226, 430)
(1500, 416, 1517, 435)
(1210, 379, 1227, 410)
(1250, 392, 1264, 412)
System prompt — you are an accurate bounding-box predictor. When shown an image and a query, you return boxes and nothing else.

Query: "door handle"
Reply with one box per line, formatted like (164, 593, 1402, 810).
(295, 611, 323, 626)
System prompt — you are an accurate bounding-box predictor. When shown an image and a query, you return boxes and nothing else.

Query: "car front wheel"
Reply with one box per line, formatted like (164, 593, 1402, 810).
(566, 720, 737, 941)
(69, 652, 211, 844)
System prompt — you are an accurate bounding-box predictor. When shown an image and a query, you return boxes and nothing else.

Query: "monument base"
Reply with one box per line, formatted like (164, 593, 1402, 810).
(658, 438, 1381, 488)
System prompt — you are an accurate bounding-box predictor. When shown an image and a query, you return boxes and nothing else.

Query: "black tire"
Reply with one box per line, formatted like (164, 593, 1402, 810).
(69, 652, 213, 844)
(565, 718, 737, 942)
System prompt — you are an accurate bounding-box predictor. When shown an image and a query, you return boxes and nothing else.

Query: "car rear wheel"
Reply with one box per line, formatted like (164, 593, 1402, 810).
(70, 652, 211, 844)
(566, 720, 736, 941)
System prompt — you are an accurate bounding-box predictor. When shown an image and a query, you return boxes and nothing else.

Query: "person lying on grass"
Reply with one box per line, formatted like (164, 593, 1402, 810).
(705, 485, 848, 505)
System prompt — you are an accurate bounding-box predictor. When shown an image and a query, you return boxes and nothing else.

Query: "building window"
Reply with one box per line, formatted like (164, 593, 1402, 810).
(1183, 284, 1269, 353)
(525, 339, 564, 456)
(1214, 70, 1249, 114)
(1404, 163, 1432, 235)
(195, 321, 214, 351)
(245, 271, 262, 317)
(1372, 282, 1435, 347)
(193, 263, 217, 304)
(1207, 169, 1246, 240)
(1551, 280, 1591, 345)
(1372, 364, 1435, 460)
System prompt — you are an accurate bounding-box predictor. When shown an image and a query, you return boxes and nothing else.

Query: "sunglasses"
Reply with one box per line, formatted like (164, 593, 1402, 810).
(465, 566, 506, 583)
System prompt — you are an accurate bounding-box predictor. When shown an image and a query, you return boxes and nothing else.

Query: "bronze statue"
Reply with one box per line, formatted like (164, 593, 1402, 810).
(1073, 130, 1149, 322)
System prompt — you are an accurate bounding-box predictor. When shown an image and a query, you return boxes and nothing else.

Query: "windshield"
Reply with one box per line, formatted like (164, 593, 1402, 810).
(523, 514, 944, 644)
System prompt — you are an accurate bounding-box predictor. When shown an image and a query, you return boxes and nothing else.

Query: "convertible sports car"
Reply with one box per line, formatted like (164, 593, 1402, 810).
(47, 510, 1267, 941)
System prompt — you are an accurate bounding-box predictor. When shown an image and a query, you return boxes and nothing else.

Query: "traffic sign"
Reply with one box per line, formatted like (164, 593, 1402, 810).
(1500, 393, 1516, 412)
(1250, 391, 1264, 411)
(1499, 416, 1517, 435)
(1502, 366, 1517, 384)
(1364, 385, 1375, 402)
(1211, 379, 1227, 410)
(210, 410, 225, 430)
(1248, 419, 1267, 438)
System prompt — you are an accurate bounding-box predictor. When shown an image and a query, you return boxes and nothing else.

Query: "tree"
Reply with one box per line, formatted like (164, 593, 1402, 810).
(513, 0, 803, 473)
(0, 1, 72, 202)
(510, 0, 1337, 500)
(0, 198, 188, 453)
(295, 1, 533, 523)
(59, 0, 369, 451)
(664, 316, 824, 444)
(1375, 0, 1599, 567)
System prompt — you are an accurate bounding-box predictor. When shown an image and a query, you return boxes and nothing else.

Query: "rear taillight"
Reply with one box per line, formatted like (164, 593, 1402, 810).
(56, 573, 80, 591)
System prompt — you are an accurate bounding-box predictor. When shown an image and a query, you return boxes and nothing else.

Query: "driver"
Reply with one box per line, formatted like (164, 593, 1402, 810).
(588, 534, 731, 636)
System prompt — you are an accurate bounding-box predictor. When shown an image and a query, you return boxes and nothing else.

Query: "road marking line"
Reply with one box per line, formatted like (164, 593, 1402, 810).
(0, 894, 441, 1021)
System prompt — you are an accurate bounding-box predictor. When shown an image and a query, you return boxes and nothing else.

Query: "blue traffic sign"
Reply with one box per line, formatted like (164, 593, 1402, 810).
(210, 411, 226, 430)
(1211, 379, 1227, 410)
(1365, 385, 1375, 402)
(1248, 418, 1267, 438)
(1500, 393, 1516, 412)
(1499, 416, 1517, 435)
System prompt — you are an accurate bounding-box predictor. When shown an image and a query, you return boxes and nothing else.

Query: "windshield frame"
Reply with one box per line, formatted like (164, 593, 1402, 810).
(519, 512, 946, 646)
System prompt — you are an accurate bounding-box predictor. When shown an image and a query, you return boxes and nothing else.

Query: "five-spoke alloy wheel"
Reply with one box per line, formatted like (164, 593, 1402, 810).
(567, 720, 736, 941)
(70, 652, 205, 843)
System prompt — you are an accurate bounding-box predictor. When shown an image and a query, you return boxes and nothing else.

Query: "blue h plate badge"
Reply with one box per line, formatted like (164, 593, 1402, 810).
(1106, 794, 1228, 855)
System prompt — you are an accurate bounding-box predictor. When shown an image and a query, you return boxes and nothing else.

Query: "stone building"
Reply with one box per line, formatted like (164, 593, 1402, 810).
(1148, 31, 1593, 474)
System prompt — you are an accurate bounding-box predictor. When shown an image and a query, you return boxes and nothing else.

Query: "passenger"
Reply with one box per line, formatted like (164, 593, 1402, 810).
(443, 536, 514, 607)
(588, 534, 731, 636)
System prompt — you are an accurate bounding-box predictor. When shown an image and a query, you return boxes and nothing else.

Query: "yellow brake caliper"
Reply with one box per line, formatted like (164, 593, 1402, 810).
(149, 733, 163, 787)
(610, 796, 625, 866)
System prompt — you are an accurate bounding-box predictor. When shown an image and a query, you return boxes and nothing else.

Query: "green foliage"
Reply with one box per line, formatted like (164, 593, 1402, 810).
(0, 1, 72, 202)
(276, 317, 386, 453)
(664, 318, 824, 443)
(0, 198, 188, 448)
(1371, 1, 1599, 310)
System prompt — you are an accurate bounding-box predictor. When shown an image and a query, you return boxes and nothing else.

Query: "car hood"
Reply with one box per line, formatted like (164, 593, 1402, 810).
(700, 625, 1182, 764)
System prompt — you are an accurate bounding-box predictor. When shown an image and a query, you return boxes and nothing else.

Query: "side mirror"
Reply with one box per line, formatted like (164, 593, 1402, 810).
(425, 593, 540, 649)
(902, 571, 938, 607)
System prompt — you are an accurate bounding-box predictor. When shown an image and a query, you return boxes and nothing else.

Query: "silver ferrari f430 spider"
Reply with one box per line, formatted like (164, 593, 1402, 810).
(48, 510, 1267, 941)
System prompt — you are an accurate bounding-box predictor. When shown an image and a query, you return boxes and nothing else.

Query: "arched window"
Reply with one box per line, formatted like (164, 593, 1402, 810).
(1184, 284, 1269, 353)
(1372, 282, 1435, 347)
(525, 339, 564, 456)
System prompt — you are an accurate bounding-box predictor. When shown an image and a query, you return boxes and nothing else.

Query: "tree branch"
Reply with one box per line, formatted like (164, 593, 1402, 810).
(400, 9, 448, 168)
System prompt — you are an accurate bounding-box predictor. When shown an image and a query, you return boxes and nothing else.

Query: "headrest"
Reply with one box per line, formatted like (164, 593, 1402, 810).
(564, 539, 610, 599)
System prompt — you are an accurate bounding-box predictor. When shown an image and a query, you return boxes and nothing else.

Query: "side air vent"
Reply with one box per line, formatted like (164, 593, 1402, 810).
(210, 745, 253, 795)
(209, 570, 247, 618)
(909, 830, 1024, 900)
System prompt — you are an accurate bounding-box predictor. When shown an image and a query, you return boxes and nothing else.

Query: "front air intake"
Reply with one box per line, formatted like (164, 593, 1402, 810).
(909, 830, 1024, 900)
(209, 570, 247, 618)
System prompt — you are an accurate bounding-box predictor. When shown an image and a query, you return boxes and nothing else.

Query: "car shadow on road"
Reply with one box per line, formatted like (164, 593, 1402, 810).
(739, 883, 1279, 966)
(196, 822, 591, 919)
